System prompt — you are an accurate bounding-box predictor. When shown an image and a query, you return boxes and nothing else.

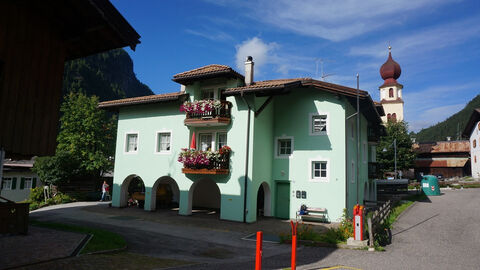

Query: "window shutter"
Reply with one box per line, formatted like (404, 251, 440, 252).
(12, 177, 17, 190)
(20, 177, 25, 189)
(32, 178, 37, 188)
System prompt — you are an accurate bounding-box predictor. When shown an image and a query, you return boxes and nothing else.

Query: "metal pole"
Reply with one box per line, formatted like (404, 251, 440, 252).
(290, 221, 298, 270)
(356, 74, 360, 204)
(394, 139, 397, 180)
(255, 231, 263, 270)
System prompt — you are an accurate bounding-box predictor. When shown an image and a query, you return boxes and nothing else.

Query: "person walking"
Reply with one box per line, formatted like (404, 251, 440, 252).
(101, 181, 110, 201)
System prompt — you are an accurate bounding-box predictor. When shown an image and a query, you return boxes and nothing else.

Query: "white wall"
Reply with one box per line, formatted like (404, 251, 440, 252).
(470, 121, 480, 179)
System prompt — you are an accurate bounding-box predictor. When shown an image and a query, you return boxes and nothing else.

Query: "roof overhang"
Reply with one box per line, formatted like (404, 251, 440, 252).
(98, 92, 190, 110)
(462, 108, 480, 138)
(24, 0, 141, 60)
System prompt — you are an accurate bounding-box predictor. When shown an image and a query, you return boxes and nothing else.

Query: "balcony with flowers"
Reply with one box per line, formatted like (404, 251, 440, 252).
(178, 146, 231, 175)
(180, 100, 232, 127)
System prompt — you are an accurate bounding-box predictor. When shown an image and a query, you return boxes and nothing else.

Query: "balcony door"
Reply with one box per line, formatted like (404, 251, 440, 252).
(198, 132, 227, 151)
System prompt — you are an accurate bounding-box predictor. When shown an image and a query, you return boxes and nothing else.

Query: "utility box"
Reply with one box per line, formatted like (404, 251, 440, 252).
(421, 175, 441, 196)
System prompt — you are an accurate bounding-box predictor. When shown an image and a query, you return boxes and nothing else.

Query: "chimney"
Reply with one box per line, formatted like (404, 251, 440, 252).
(244, 56, 254, 86)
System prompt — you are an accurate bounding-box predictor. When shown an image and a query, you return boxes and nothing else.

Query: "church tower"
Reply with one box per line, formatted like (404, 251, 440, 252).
(379, 46, 403, 123)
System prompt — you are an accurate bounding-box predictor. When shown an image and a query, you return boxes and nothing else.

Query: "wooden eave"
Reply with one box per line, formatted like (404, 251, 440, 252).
(24, 0, 141, 60)
(462, 108, 480, 138)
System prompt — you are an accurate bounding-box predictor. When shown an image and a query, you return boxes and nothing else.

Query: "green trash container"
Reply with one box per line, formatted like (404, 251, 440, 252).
(421, 175, 441, 196)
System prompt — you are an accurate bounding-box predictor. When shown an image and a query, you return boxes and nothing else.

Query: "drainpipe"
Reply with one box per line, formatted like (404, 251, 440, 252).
(241, 91, 251, 223)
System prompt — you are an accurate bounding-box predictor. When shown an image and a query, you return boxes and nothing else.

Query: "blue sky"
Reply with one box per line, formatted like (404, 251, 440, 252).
(111, 0, 480, 132)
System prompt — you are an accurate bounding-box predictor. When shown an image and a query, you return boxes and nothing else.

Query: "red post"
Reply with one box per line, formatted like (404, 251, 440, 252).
(255, 231, 263, 270)
(290, 221, 298, 270)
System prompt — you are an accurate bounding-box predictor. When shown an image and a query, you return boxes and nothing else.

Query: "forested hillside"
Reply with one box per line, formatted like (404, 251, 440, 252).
(62, 49, 153, 101)
(414, 94, 480, 142)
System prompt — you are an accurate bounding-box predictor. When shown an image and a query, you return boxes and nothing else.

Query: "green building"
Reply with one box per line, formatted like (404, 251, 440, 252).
(99, 58, 383, 223)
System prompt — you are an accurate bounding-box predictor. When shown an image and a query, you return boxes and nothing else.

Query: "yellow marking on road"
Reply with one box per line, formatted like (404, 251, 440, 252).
(320, 265, 363, 270)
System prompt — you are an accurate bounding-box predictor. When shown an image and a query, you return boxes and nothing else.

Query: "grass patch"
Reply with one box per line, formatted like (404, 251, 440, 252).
(30, 220, 126, 254)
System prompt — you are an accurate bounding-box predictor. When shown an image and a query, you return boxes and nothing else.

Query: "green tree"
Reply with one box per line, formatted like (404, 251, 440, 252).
(377, 121, 416, 176)
(33, 93, 116, 185)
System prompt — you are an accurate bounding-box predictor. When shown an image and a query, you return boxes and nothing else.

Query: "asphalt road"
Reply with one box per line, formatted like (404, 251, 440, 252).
(30, 188, 480, 270)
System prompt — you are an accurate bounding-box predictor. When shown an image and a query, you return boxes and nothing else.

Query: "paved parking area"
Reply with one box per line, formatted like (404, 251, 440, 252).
(21, 188, 480, 269)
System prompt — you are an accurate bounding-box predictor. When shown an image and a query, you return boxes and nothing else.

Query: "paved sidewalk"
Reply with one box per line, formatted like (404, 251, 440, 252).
(0, 226, 86, 269)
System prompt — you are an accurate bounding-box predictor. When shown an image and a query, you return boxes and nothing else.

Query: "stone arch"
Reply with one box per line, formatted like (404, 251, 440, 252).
(120, 174, 145, 208)
(187, 177, 221, 216)
(256, 182, 272, 217)
(149, 176, 180, 211)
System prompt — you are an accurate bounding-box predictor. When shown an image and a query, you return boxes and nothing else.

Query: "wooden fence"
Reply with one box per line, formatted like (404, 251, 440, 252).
(367, 200, 393, 248)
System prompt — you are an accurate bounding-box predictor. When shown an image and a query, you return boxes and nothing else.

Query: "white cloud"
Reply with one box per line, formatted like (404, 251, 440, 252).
(185, 28, 233, 41)
(235, 37, 278, 75)
(409, 103, 465, 132)
(404, 82, 480, 132)
(212, 0, 458, 41)
(350, 16, 480, 59)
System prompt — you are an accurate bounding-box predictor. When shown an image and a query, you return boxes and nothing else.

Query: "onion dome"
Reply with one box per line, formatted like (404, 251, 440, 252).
(380, 46, 401, 84)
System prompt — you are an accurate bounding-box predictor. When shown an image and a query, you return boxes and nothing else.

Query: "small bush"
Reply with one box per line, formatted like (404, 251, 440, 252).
(29, 187, 45, 202)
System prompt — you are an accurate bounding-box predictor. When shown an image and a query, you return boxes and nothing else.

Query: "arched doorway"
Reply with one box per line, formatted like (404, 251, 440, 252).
(257, 182, 272, 217)
(120, 175, 145, 209)
(188, 178, 220, 217)
(150, 176, 180, 211)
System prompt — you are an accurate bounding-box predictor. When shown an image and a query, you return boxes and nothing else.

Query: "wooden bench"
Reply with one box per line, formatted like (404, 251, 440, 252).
(297, 207, 328, 223)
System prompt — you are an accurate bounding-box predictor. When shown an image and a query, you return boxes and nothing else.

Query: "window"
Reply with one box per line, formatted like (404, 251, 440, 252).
(371, 146, 377, 162)
(312, 115, 327, 134)
(156, 132, 171, 153)
(277, 138, 292, 156)
(201, 89, 215, 100)
(309, 159, 329, 182)
(2, 178, 12, 190)
(199, 133, 213, 151)
(218, 133, 227, 149)
(312, 161, 327, 178)
(475, 156, 477, 163)
(474, 139, 477, 148)
(389, 88, 394, 98)
(22, 177, 32, 189)
(310, 113, 328, 135)
(126, 133, 138, 152)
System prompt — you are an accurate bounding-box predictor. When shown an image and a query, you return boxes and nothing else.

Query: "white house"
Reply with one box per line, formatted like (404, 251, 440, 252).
(463, 109, 480, 179)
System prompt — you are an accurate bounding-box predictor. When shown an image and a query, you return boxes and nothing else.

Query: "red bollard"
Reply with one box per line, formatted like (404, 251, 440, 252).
(255, 231, 263, 270)
(290, 221, 298, 270)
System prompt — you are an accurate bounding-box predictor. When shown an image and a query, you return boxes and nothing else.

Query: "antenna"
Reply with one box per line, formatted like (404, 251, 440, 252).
(315, 58, 335, 81)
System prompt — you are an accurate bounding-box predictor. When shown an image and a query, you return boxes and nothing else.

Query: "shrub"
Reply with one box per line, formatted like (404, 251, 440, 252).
(29, 187, 45, 202)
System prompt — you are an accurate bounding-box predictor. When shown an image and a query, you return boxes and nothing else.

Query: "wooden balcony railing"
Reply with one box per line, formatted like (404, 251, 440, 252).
(184, 101, 231, 126)
(181, 152, 230, 175)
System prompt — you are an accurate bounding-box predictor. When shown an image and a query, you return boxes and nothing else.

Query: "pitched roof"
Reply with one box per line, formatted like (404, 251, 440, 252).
(224, 78, 381, 124)
(223, 78, 370, 98)
(415, 158, 469, 168)
(462, 108, 480, 137)
(413, 141, 470, 154)
(172, 64, 244, 84)
(98, 92, 188, 109)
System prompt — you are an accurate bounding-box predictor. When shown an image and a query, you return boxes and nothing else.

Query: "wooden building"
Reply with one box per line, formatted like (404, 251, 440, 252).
(414, 141, 470, 179)
(0, 0, 140, 158)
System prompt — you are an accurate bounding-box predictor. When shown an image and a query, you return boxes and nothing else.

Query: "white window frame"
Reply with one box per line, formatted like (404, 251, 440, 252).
(309, 158, 330, 182)
(124, 132, 139, 154)
(24, 177, 32, 189)
(195, 130, 228, 151)
(275, 136, 294, 159)
(217, 132, 227, 150)
(155, 131, 172, 154)
(2, 178, 12, 190)
(309, 112, 329, 136)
